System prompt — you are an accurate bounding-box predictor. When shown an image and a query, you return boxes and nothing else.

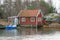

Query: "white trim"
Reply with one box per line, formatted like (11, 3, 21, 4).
(41, 11, 43, 17)
(18, 10, 22, 24)
(21, 17, 26, 22)
(36, 10, 41, 33)
(8, 16, 18, 19)
(17, 10, 22, 17)
(38, 17, 42, 22)
(36, 17, 37, 33)
(30, 17, 35, 22)
(36, 10, 41, 17)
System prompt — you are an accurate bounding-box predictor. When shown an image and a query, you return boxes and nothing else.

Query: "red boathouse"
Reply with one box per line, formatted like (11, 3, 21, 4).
(18, 10, 43, 26)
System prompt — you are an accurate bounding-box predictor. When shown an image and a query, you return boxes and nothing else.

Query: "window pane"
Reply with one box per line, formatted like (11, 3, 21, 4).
(38, 17, 42, 22)
(21, 17, 26, 22)
(30, 17, 35, 22)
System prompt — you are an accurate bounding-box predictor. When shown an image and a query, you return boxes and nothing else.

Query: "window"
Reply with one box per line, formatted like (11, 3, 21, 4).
(30, 17, 35, 22)
(21, 17, 26, 22)
(38, 17, 42, 22)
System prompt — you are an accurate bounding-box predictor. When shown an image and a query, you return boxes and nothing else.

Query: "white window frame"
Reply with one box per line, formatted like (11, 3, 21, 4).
(30, 17, 35, 22)
(21, 17, 26, 22)
(38, 17, 42, 22)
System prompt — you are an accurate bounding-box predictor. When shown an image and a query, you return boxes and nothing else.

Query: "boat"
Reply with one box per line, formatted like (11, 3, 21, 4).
(5, 25, 16, 30)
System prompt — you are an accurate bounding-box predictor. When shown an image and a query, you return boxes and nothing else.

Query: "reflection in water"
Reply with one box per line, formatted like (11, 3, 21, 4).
(0, 27, 60, 40)
(0, 29, 18, 37)
(20, 27, 37, 35)
(0, 27, 56, 37)
(5, 29, 18, 36)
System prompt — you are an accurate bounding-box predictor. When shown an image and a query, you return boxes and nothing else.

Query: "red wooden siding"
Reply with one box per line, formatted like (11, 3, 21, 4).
(37, 13, 43, 25)
(20, 13, 42, 25)
(20, 17, 36, 25)
(19, 10, 43, 26)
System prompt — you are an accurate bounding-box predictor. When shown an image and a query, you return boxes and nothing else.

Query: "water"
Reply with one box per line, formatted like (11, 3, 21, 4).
(0, 27, 60, 40)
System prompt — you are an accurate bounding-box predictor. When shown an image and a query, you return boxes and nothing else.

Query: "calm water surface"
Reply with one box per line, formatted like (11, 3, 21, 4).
(0, 27, 60, 40)
(0, 27, 56, 37)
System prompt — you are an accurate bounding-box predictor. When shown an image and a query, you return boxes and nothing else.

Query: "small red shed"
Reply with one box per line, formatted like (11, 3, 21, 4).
(18, 10, 43, 26)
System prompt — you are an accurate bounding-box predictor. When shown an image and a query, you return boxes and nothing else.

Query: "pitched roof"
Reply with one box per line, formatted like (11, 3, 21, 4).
(18, 10, 39, 17)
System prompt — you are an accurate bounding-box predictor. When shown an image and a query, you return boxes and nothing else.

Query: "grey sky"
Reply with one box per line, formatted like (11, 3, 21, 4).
(0, 0, 4, 4)
(45, 0, 60, 13)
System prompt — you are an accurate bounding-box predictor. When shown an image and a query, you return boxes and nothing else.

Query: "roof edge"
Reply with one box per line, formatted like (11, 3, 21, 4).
(36, 10, 41, 17)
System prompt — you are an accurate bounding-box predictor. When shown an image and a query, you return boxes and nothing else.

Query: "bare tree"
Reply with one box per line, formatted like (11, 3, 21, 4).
(2, 0, 54, 18)
(3, 0, 21, 18)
